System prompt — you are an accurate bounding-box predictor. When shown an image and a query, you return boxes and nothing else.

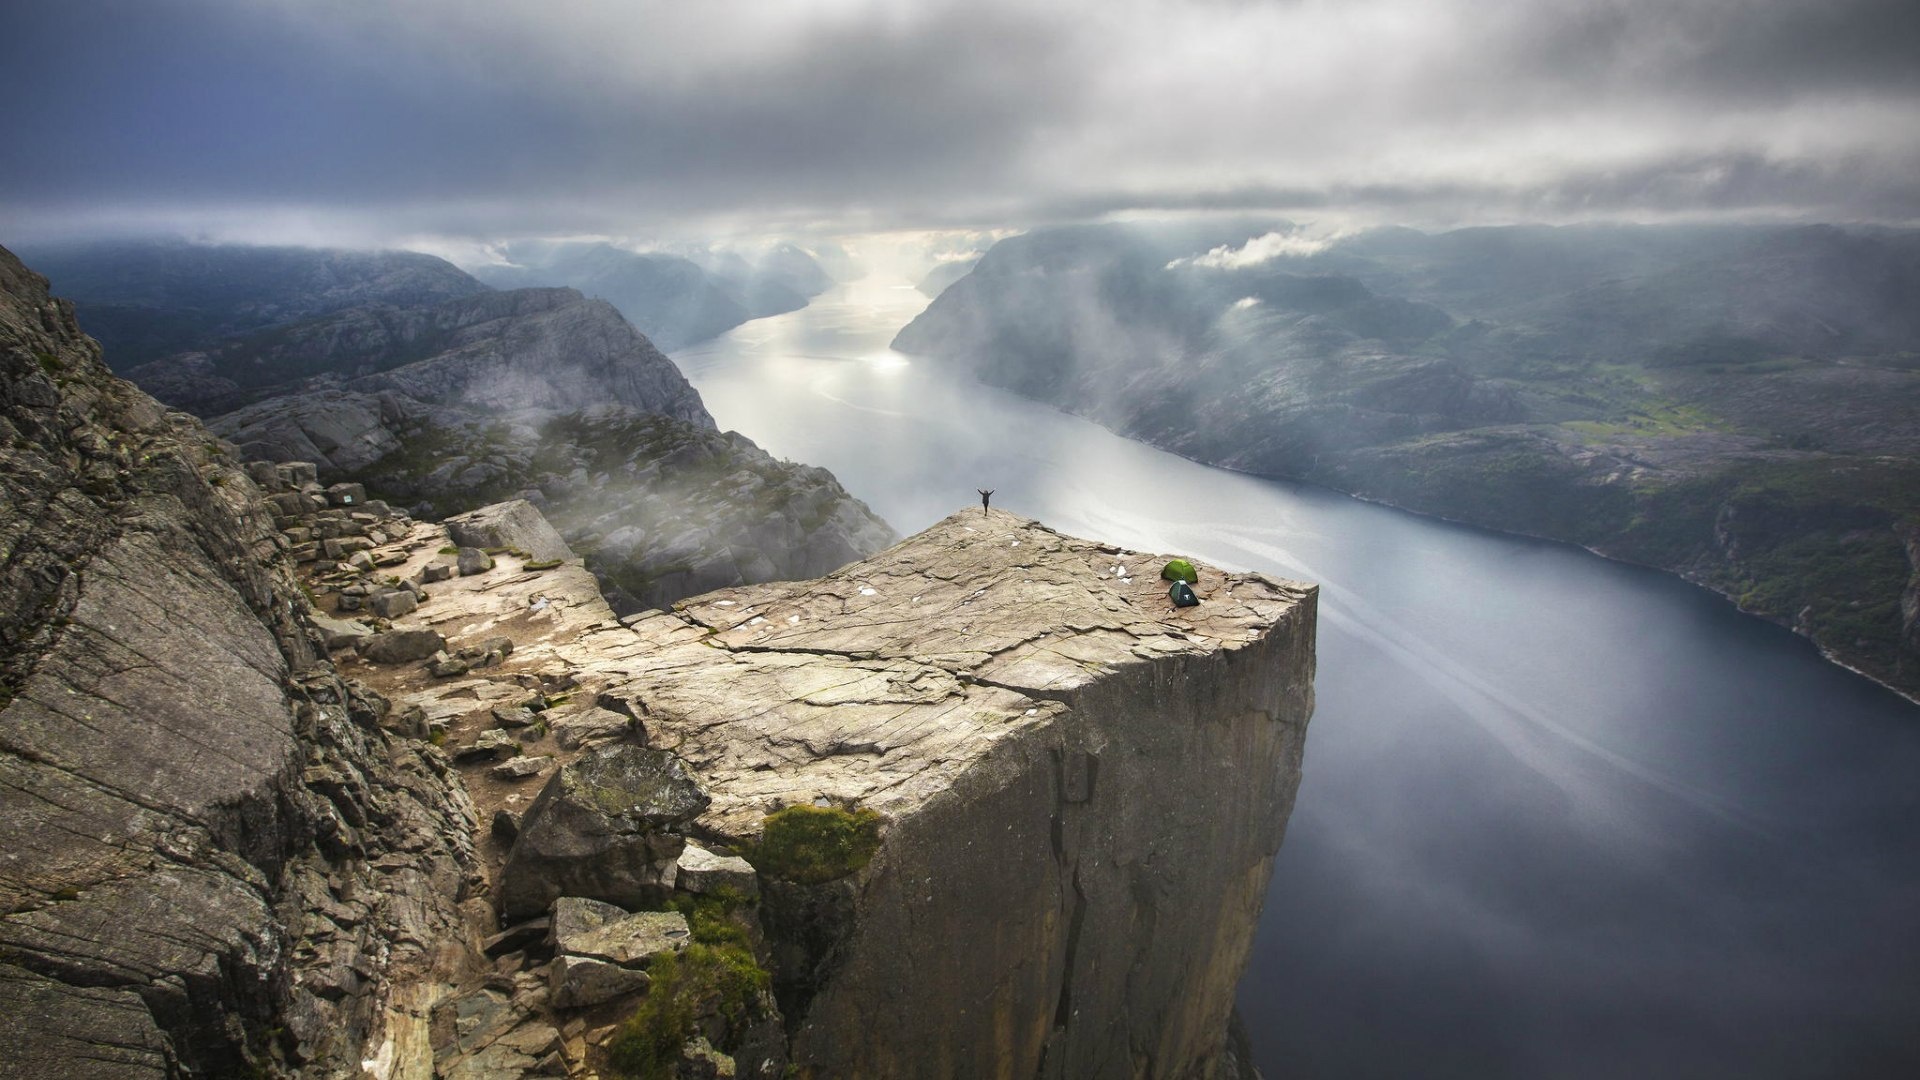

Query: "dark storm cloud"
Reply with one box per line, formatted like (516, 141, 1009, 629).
(1, 0, 1915, 242)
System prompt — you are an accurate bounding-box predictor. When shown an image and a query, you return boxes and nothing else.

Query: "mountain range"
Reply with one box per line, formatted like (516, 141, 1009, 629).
(895, 221, 1920, 699)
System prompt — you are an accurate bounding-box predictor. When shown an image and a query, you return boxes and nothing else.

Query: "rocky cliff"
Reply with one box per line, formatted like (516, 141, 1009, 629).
(314, 500, 1314, 1077)
(0, 245, 481, 1077)
(3, 238, 1317, 1077)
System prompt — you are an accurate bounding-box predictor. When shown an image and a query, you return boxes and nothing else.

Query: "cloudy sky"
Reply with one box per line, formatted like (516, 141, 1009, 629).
(3, 0, 1917, 245)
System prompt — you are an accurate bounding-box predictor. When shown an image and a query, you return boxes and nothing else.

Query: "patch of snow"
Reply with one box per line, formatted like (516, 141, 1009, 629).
(859, 587, 877, 596)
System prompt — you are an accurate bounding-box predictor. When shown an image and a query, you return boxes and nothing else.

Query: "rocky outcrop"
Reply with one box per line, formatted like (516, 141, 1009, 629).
(0, 243, 482, 1076)
(5, 235, 1319, 1077)
(346, 500, 1314, 1078)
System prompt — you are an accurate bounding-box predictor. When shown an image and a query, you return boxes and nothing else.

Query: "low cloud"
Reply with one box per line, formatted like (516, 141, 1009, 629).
(1171, 231, 1343, 270)
(1, 0, 1915, 244)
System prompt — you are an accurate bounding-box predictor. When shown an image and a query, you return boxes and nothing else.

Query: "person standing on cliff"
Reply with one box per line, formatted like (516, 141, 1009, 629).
(978, 488, 994, 515)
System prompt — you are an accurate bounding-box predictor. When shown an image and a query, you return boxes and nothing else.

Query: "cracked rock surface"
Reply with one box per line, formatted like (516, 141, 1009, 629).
(0, 243, 482, 1077)
(361, 502, 1315, 1078)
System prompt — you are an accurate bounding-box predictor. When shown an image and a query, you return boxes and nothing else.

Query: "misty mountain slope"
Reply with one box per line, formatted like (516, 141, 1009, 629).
(124, 285, 714, 428)
(41, 245, 896, 610)
(20, 239, 490, 369)
(895, 222, 1920, 699)
(470, 241, 835, 350)
(222, 400, 898, 613)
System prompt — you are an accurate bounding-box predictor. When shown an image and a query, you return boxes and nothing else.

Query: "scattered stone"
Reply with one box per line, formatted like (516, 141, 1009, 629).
(421, 559, 456, 583)
(429, 653, 472, 678)
(675, 843, 760, 898)
(359, 629, 446, 664)
(492, 706, 538, 729)
(493, 756, 553, 781)
(497, 746, 710, 918)
(549, 954, 651, 1011)
(457, 547, 494, 576)
(454, 730, 520, 762)
(369, 589, 417, 619)
(346, 550, 376, 573)
(310, 613, 372, 651)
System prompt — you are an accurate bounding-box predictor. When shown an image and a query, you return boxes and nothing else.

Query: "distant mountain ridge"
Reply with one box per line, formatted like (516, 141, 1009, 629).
(895, 221, 1920, 700)
(20, 239, 492, 369)
(467, 240, 837, 351)
(122, 285, 713, 426)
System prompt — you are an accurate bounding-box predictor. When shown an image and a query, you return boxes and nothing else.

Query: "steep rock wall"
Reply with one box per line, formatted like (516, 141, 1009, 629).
(0, 244, 481, 1077)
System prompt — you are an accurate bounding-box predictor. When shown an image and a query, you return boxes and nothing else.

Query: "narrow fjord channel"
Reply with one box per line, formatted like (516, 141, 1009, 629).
(675, 277, 1920, 1078)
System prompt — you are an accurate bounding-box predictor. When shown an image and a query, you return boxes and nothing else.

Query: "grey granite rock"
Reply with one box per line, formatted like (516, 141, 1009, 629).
(0, 244, 480, 1075)
(549, 954, 652, 1010)
(497, 746, 710, 918)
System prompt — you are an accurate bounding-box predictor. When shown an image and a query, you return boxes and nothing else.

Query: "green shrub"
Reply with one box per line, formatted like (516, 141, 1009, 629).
(524, 558, 563, 571)
(747, 804, 882, 884)
(1160, 558, 1198, 584)
(606, 942, 769, 1079)
(438, 545, 460, 555)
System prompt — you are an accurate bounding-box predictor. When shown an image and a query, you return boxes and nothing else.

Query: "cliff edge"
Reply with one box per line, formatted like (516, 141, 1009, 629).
(342, 504, 1315, 1078)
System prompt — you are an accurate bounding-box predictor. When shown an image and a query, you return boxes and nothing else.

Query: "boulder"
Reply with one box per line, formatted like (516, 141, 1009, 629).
(496, 746, 710, 919)
(326, 482, 368, 507)
(494, 756, 553, 781)
(446, 500, 576, 563)
(457, 547, 494, 576)
(358, 628, 446, 664)
(369, 590, 417, 619)
(310, 613, 372, 651)
(420, 560, 455, 583)
(346, 550, 376, 573)
(675, 844, 760, 898)
(429, 653, 471, 677)
(549, 898, 690, 967)
(492, 706, 538, 729)
(551, 708, 631, 751)
(454, 730, 520, 762)
(549, 955, 651, 1011)
(492, 809, 522, 844)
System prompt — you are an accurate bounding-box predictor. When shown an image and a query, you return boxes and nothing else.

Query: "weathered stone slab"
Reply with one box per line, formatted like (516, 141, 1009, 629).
(550, 955, 651, 1010)
(675, 844, 759, 898)
(446, 499, 575, 563)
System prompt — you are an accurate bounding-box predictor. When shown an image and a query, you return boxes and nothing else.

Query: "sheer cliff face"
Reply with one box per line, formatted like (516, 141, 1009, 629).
(618, 511, 1318, 1077)
(0, 245, 478, 1076)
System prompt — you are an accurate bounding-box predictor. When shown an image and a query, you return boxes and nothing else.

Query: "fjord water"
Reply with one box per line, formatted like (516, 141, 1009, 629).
(675, 278, 1920, 1077)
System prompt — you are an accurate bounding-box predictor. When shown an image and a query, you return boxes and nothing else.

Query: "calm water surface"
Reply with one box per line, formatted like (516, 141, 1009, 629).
(675, 278, 1920, 1078)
